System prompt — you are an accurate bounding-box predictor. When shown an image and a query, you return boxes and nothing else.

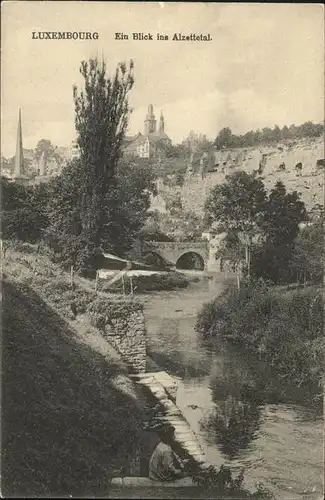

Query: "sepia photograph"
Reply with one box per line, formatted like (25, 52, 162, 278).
(1, 1, 324, 498)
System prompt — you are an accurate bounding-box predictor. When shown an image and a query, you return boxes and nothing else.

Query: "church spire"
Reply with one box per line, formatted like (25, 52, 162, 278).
(14, 108, 24, 176)
(159, 110, 165, 134)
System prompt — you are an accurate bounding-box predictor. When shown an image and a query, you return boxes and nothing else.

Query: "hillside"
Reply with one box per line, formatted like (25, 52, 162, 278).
(1, 243, 144, 497)
(152, 137, 324, 217)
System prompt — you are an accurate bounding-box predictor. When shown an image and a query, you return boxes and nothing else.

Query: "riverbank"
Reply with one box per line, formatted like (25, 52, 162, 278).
(196, 280, 325, 404)
(140, 278, 324, 499)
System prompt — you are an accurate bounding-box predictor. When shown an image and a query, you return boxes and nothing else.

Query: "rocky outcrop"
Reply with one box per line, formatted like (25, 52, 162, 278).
(155, 137, 324, 217)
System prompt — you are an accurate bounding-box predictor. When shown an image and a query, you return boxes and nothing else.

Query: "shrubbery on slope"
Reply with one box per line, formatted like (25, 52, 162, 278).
(2, 278, 143, 497)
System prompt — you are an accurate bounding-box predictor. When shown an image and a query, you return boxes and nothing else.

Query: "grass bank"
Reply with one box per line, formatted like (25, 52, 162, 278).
(1, 241, 145, 497)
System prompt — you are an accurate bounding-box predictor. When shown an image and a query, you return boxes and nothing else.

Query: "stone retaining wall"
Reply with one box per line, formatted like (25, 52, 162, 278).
(109, 309, 146, 373)
(88, 298, 147, 373)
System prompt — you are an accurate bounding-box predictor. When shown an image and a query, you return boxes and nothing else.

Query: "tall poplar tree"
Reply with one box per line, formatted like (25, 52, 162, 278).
(73, 58, 134, 257)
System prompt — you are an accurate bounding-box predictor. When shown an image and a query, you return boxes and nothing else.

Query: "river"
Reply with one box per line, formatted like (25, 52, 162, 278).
(140, 277, 324, 499)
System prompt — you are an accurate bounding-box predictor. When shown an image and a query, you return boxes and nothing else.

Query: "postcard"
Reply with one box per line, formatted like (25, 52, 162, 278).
(1, 2, 324, 499)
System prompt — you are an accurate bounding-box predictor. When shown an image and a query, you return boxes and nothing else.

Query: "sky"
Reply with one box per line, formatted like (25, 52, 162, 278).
(1, 1, 324, 157)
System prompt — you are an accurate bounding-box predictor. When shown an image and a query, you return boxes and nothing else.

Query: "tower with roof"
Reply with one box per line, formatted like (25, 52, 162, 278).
(123, 104, 171, 159)
(144, 104, 157, 135)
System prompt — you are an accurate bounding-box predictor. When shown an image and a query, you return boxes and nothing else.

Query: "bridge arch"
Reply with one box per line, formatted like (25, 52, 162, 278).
(176, 251, 205, 271)
(142, 250, 171, 268)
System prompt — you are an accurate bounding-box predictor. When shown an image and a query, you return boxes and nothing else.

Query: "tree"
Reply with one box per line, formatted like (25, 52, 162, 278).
(35, 139, 55, 162)
(46, 57, 135, 271)
(1, 177, 50, 243)
(281, 125, 291, 141)
(174, 211, 205, 241)
(272, 125, 282, 142)
(252, 181, 307, 283)
(291, 220, 324, 284)
(114, 159, 157, 250)
(215, 127, 234, 150)
(73, 57, 134, 250)
(261, 127, 274, 144)
(45, 161, 86, 268)
(35, 139, 64, 172)
(205, 171, 267, 280)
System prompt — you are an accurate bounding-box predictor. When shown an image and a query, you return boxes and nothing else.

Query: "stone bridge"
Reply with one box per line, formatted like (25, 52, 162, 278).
(142, 241, 209, 270)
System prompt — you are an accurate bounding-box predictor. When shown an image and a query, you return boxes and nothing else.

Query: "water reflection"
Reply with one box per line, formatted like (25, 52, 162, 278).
(201, 352, 264, 460)
(202, 396, 261, 460)
(200, 343, 322, 461)
(147, 315, 214, 379)
(144, 280, 323, 498)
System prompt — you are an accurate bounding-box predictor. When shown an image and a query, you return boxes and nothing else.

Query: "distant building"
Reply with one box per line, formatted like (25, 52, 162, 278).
(124, 104, 172, 159)
(6, 110, 66, 185)
(68, 105, 171, 161)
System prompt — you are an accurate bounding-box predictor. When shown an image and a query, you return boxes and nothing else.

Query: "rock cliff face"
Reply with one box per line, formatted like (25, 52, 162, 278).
(153, 137, 324, 216)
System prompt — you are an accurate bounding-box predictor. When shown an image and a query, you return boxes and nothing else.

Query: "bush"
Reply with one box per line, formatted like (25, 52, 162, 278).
(87, 297, 143, 331)
(192, 465, 274, 499)
(101, 272, 189, 294)
(2, 279, 142, 497)
(1, 177, 50, 244)
(196, 281, 325, 391)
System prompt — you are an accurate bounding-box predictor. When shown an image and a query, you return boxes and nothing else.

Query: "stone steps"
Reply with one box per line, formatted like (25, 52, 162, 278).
(132, 371, 206, 466)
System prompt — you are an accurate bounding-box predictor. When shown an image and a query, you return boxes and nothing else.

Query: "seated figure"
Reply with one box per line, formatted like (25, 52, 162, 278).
(149, 425, 187, 481)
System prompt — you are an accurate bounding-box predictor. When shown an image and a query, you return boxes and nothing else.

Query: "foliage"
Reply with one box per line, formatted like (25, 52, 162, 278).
(87, 296, 142, 332)
(44, 160, 91, 269)
(196, 281, 325, 392)
(205, 173, 308, 284)
(46, 156, 156, 272)
(164, 191, 183, 214)
(205, 171, 267, 276)
(154, 157, 188, 184)
(291, 220, 324, 283)
(2, 278, 143, 497)
(113, 158, 157, 248)
(192, 465, 274, 499)
(201, 396, 261, 460)
(1, 177, 50, 243)
(165, 143, 190, 159)
(35, 139, 55, 162)
(74, 56, 134, 249)
(101, 272, 191, 294)
(251, 181, 307, 283)
(205, 172, 266, 234)
(136, 212, 174, 242)
(45, 58, 156, 272)
(170, 210, 205, 241)
(215, 127, 234, 150)
(33, 139, 64, 174)
(152, 208, 205, 242)
(214, 122, 324, 149)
